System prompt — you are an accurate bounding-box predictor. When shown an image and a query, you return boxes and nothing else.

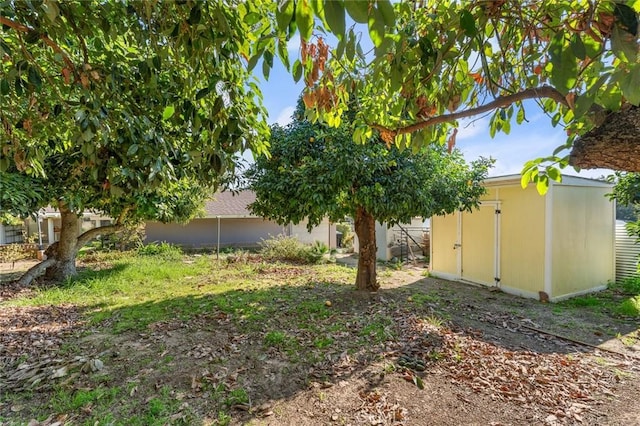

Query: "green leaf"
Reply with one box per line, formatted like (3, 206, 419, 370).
(295, 0, 314, 41)
(247, 53, 261, 72)
(292, 59, 303, 83)
(277, 39, 290, 69)
(188, 5, 202, 25)
(614, 3, 639, 36)
(547, 167, 561, 182)
(460, 10, 476, 37)
(376, 0, 395, 27)
(549, 31, 577, 95)
(413, 375, 425, 390)
(196, 87, 210, 100)
(611, 24, 638, 63)
(345, 0, 369, 24)
(162, 105, 175, 120)
(536, 174, 549, 195)
(24, 30, 41, 44)
(0, 79, 9, 96)
(276, 0, 295, 33)
(570, 33, 586, 60)
(618, 63, 640, 105)
(127, 144, 139, 156)
(368, 6, 385, 48)
(521, 169, 532, 189)
(324, 0, 345, 38)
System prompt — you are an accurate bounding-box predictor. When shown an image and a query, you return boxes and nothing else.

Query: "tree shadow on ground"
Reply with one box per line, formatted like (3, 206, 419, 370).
(1, 261, 638, 425)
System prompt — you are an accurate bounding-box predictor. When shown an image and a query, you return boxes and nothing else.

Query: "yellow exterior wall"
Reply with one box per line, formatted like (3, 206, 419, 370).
(430, 212, 459, 276)
(495, 186, 546, 296)
(551, 186, 614, 298)
(461, 205, 496, 285)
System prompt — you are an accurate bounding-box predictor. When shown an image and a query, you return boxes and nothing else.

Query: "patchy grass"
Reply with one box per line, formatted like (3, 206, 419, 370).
(557, 277, 640, 318)
(2, 252, 639, 425)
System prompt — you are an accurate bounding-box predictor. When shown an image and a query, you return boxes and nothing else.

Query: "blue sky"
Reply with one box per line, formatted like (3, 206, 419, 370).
(255, 39, 612, 180)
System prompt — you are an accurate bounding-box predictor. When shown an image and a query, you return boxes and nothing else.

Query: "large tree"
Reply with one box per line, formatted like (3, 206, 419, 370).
(294, 1, 640, 180)
(247, 110, 491, 291)
(0, 1, 286, 284)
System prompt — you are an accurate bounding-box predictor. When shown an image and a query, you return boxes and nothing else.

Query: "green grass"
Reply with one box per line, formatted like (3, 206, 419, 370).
(555, 277, 640, 318)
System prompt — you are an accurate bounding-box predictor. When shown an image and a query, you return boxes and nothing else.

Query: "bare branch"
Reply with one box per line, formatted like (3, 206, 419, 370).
(371, 85, 568, 136)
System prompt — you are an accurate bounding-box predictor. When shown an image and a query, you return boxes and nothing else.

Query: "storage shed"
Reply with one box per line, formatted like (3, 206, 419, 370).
(430, 175, 615, 301)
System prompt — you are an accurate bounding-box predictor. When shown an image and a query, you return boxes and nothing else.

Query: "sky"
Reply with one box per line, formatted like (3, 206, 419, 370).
(254, 36, 613, 181)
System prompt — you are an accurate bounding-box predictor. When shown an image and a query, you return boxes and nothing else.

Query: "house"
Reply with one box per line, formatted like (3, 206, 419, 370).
(429, 175, 615, 302)
(21, 208, 112, 246)
(352, 218, 428, 261)
(144, 191, 337, 249)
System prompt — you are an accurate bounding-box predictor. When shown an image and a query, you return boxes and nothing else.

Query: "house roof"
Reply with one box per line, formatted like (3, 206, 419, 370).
(203, 191, 258, 218)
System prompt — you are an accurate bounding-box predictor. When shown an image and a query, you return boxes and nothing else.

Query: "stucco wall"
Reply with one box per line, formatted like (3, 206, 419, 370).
(290, 218, 337, 248)
(145, 218, 285, 248)
(551, 185, 614, 298)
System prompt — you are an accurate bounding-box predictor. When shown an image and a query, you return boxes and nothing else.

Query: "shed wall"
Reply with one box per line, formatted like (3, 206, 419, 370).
(430, 212, 459, 277)
(551, 186, 614, 298)
(497, 186, 546, 296)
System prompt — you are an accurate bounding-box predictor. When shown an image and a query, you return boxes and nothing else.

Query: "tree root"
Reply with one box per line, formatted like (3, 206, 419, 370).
(15, 258, 57, 287)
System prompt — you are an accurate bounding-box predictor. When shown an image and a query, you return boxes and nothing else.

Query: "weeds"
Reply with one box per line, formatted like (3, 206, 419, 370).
(259, 235, 326, 264)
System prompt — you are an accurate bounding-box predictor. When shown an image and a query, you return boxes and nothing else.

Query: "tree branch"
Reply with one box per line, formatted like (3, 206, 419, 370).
(0, 16, 76, 72)
(370, 85, 569, 136)
(76, 224, 123, 248)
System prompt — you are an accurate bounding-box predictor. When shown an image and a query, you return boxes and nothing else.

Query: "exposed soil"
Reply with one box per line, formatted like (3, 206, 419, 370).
(1, 259, 639, 425)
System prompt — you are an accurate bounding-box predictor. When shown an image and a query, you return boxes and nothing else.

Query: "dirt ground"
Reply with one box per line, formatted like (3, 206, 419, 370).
(1, 259, 639, 425)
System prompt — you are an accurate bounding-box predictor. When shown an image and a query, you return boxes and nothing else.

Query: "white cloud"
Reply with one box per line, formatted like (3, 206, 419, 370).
(271, 105, 295, 126)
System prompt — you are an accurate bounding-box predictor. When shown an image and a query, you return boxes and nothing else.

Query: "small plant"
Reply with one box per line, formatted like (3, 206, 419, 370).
(224, 388, 249, 407)
(137, 241, 183, 259)
(562, 295, 603, 308)
(618, 275, 640, 295)
(259, 235, 324, 264)
(264, 330, 289, 348)
(616, 296, 640, 317)
(424, 315, 444, 328)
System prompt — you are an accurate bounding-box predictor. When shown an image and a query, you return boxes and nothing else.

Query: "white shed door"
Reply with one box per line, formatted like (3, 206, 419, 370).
(460, 203, 500, 286)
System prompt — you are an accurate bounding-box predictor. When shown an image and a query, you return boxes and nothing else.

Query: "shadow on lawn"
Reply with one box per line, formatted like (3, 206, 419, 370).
(66, 269, 636, 414)
(3, 261, 638, 424)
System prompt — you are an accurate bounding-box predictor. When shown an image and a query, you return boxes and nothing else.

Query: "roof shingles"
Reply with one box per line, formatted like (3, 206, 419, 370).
(204, 191, 258, 218)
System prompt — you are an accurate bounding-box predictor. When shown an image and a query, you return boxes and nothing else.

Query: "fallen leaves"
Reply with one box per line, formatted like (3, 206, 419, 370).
(392, 314, 622, 420)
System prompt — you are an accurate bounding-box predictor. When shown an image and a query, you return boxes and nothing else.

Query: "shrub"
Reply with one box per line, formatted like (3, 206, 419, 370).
(616, 296, 640, 317)
(259, 235, 324, 264)
(619, 275, 640, 295)
(137, 242, 183, 259)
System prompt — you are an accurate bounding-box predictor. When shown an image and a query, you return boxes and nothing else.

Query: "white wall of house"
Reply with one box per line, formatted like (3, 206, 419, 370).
(290, 218, 337, 248)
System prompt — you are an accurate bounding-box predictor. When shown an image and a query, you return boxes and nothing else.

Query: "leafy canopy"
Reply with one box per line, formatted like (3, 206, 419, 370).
(291, 1, 640, 186)
(0, 0, 280, 221)
(247, 112, 493, 229)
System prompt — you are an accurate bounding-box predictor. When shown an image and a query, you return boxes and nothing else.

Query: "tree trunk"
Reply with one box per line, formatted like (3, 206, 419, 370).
(569, 105, 640, 171)
(44, 205, 80, 281)
(354, 206, 379, 291)
(16, 204, 122, 286)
